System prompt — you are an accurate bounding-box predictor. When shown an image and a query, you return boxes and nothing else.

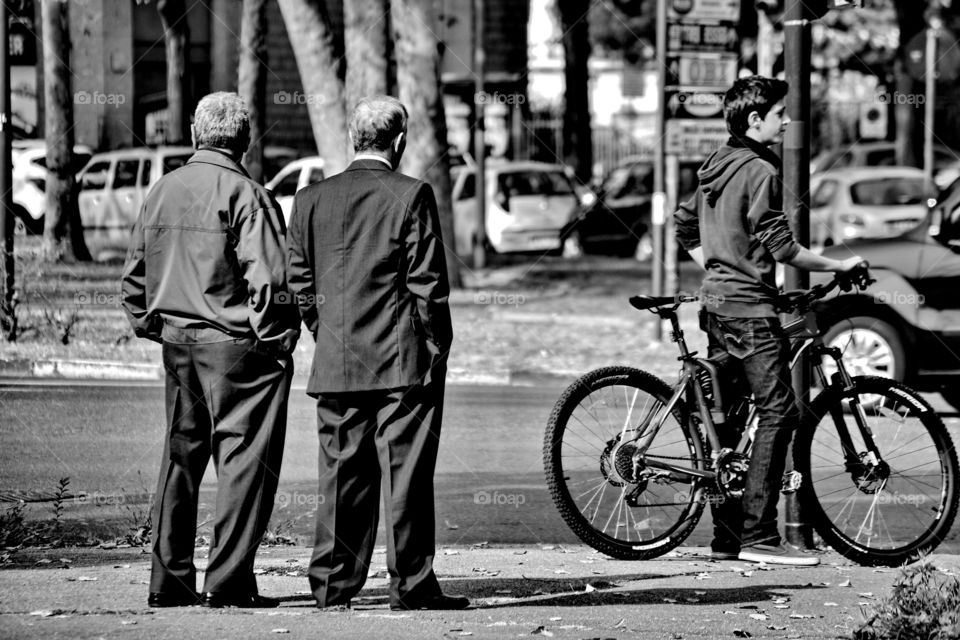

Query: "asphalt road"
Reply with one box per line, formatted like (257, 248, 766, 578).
(1, 381, 958, 555)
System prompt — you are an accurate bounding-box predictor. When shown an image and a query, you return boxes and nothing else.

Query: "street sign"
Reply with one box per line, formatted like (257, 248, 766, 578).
(667, 53, 738, 89)
(667, 0, 740, 22)
(666, 119, 728, 158)
(667, 22, 739, 52)
(665, 90, 725, 118)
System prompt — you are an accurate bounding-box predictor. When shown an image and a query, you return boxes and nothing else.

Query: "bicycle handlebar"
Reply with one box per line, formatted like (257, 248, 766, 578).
(773, 260, 874, 314)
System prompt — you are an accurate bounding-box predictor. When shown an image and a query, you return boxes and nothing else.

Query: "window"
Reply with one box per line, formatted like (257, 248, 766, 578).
(498, 170, 574, 198)
(79, 161, 110, 191)
(603, 163, 653, 199)
(864, 149, 895, 166)
(850, 177, 928, 206)
(811, 180, 838, 208)
(272, 170, 300, 198)
(307, 168, 325, 185)
(140, 159, 152, 186)
(457, 173, 476, 200)
(162, 154, 190, 174)
(113, 159, 139, 188)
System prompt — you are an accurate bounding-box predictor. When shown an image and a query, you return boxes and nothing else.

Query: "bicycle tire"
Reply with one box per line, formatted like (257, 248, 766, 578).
(794, 376, 959, 566)
(544, 366, 707, 560)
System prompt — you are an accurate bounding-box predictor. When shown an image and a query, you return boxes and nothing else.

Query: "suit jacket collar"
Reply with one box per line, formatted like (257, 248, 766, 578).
(346, 157, 394, 173)
(187, 148, 251, 178)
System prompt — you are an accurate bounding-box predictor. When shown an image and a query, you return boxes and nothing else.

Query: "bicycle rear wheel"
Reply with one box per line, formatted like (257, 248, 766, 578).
(544, 366, 707, 560)
(794, 376, 959, 566)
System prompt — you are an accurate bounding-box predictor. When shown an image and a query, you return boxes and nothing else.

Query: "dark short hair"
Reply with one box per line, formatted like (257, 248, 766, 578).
(349, 96, 408, 153)
(723, 76, 789, 136)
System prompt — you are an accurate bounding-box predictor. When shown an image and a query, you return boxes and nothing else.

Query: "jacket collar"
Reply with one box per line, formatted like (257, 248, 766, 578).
(346, 157, 394, 172)
(187, 148, 251, 178)
(727, 134, 781, 170)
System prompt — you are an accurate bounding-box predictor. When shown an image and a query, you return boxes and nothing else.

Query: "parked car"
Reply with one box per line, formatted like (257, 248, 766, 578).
(810, 195, 960, 411)
(450, 161, 581, 255)
(259, 145, 302, 183)
(264, 156, 326, 224)
(562, 156, 698, 258)
(809, 166, 936, 248)
(11, 140, 93, 234)
(810, 141, 959, 183)
(76, 146, 194, 260)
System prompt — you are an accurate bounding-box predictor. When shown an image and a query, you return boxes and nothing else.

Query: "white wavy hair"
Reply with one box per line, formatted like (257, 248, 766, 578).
(192, 92, 250, 155)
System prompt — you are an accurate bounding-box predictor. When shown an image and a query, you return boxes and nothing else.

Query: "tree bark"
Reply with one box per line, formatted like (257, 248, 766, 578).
(555, 0, 593, 183)
(239, 0, 268, 183)
(344, 0, 390, 112)
(392, 0, 461, 287)
(277, 0, 349, 175)
(40, 0, 90, 262)
(157, 0, 190, 144)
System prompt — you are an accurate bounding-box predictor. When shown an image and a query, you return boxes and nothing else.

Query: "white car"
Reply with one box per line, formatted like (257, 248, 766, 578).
(264, 156, 326, 224)
(76, 146, 194, 260)
(450, 161, 581, 255)
(11, 140, 93, 234)
(809, 166, 936, 248)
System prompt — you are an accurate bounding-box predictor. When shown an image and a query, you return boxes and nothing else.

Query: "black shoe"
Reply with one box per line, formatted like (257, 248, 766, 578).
(148, 592, 201, 608)
(201, 592, 281, 608)
(390, 593, 470, 611)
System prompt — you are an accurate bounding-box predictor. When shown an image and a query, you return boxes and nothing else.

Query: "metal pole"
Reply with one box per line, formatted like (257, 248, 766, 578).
(757, 10, 775, 77)
(783, 0, 813, 549)
(472, 0, 487, 269)
(923, 13, 939, 193)
(0, 0, 17, 341)
(653, 0, 667, 340)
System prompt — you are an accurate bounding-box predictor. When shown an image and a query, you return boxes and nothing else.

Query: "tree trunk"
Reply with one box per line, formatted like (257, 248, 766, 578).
(392, 0, 461, 288)
(276, 0, 349, 175)
(239, 0, 268, 183)
(555, 0, 593, 183)
(157, 0, 190, 144)
(41, 0, 90, 262)
(344, 0, 390, 112)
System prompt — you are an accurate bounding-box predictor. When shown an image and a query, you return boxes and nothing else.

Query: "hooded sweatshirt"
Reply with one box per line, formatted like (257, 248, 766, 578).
(674, 136, 801, 318)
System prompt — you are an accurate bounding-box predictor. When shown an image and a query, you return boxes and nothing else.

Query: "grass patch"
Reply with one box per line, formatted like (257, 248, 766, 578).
(854, 560, 960, 639)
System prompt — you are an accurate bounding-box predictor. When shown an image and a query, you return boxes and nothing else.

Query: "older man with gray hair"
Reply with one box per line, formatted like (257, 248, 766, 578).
(287, 95, 465, 610)
(122, 92, 299, 609)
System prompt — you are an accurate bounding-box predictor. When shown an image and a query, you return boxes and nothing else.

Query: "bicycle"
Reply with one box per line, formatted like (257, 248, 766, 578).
(543, 263, 959, 567)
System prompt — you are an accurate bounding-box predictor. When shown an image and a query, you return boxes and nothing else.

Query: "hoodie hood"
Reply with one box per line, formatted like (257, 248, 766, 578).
(698, 136, 781, 206)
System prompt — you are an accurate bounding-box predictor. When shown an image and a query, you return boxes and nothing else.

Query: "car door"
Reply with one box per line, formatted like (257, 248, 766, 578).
(77, 159, 117, 253)
(590, 162, 653, 245)
(110, 158, 142, 243)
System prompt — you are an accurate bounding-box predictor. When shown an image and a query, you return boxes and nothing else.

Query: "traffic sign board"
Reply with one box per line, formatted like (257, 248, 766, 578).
(666, 119, 728, 159)
(667, 53, 738, 89)
(667, 22, 739, 53)
(667, 0, 740, 22)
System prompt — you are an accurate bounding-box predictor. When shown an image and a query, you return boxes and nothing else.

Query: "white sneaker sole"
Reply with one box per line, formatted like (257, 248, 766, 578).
(737, 550, 820, 566)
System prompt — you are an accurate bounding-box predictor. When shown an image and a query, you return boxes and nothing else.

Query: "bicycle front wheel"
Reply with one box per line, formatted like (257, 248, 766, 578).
(544, 366, 707, 560)
(795, 376, 959, 566)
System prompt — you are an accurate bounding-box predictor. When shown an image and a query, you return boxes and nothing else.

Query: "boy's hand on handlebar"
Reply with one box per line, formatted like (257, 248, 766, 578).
(837, 256, 865, 272)
(836, 257, 873, 291)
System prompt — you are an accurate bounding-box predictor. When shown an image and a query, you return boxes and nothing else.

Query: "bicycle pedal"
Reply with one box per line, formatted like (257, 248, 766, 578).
(781, 470, 803, 494)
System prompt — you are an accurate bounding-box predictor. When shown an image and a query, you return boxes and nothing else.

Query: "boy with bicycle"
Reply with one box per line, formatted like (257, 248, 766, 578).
(674, 76, 862, 565)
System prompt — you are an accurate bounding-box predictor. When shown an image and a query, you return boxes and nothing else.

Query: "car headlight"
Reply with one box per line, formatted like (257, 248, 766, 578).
(579, 191, 597, 208)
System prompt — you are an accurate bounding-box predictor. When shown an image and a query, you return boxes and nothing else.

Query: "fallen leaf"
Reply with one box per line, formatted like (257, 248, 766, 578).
(270, 630, 289, 634)
(686, 597, 700, 603)
(766, 625, 787, 631)
(838, 580, 851, 587)
(77, 576, 98, 582)
(29, 610, 54, 617)
(443, 549, 460, 556)
(613, 618, 627, 628)
(858, 592, 874, 598)
(120, 621, 137, 625)
(444, 520, 459, 530)
(513, 550, 527, 555)
(530, 626, 553, 637)
(789, 614, 815, 619)
(663, 597, 678, 603)
(724, 611, 738, 615)
(733, 630, 752, 638)
(749, 613, 769, 621)
(553, 569, 569, 574)
(823, 602, 838, 607)
(774, 605, 790, 609)
(695, 590, 707, 595)
(584, 584, 596, 593)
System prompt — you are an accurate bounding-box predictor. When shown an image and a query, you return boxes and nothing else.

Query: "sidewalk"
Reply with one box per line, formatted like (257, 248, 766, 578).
(2, 545, 957, 639)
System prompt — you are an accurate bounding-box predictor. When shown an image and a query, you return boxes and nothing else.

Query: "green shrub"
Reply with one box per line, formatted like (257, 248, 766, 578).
(854, 560, 960, 640)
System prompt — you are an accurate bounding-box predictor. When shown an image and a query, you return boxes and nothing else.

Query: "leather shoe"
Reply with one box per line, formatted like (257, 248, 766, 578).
(201, 592, 280, 608)
(148, 592, 200, 608)
(390, 593, 470, 611)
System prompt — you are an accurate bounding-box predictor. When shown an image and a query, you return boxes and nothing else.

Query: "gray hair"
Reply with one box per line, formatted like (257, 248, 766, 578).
(192, 92, 250, 155)
(349, 96, 408, 153)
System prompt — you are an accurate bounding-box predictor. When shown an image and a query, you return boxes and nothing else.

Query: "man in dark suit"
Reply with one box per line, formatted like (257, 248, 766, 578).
(286, 95, 466, 611)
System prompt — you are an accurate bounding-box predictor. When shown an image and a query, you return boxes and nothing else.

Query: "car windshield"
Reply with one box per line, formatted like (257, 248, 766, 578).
(498, 170, 574, 197)
(850, 177, 929, 206)
(162, 154, 191, 174)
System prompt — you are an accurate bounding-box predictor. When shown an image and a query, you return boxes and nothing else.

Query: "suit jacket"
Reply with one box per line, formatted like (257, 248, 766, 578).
(286, 158, 453, 394)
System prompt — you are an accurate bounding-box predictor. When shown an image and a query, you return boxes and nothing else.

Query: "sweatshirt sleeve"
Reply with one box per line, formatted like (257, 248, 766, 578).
(674, 187, 702, 251)
(747, 172, 801, 263)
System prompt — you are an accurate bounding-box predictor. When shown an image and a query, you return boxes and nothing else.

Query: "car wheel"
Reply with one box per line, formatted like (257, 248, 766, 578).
(820, 315, 906, 386)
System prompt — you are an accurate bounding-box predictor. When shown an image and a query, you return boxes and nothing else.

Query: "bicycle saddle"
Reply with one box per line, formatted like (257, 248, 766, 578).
(628, 295, 677, 311)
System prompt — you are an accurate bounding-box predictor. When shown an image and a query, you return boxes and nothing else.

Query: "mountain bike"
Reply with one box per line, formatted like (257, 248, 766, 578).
(543, 263, 959, 566)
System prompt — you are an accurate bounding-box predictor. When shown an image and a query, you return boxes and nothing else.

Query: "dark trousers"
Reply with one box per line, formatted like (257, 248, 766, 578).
(308, 380, 445, 607)
(150, 335, 292, 597)
(704, 313, 800, 548)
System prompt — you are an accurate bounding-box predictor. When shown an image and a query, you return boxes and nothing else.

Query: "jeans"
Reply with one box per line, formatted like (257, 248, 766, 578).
(703, 312, 800, 548)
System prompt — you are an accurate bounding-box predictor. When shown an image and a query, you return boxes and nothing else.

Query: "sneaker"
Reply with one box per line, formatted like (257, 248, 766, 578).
(738, 543, 820, 566)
